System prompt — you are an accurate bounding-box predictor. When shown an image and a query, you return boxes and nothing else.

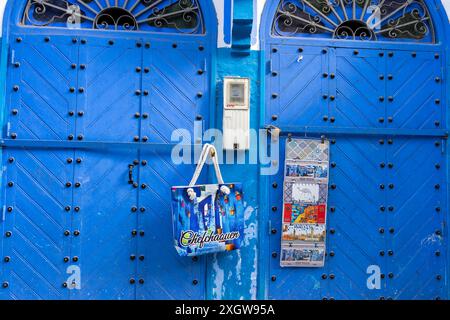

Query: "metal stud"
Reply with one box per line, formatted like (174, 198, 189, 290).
(435, 99, 440, 104)
(435, 77, 441, 83)
(145, 43, 150, 49)
(380, 205, 386, 212)
(13, 85, 19, 92)
(330, 117, 335, 123)
(388, 250, 394, 256)
(73, 230, 80, 236)
(130, 255, 136, 261)
(5, 231, 12, 238)
(80, 64, 86, 70)
(389, 184, 394, 189)
(70, 87, 75, 93)
(172, 43, 178, 48)
(141, 160, 148, 166)
(2, 282, 9, 288)
(379, 250, 385, 256)
(142, 136, 148, 142)
(136, 42, 142, 48)
(81, 39, 87, 44)
(271, 229, 277, 234)
(65, 206, 71, 212)
(323, 116, 329, 122)
(271, 206, 277, 212)
(144, 67, 150, 73)
(16, 37, 22, 43)
(74, 207, 80, 212)
(388, 273, 394, 279)
(11, 109, 18, 115)
(193, 279, 199, 285)
(379, 96, 384, 102)
(142, 113, 149, 119)
(131, 230, 137, 236)
(272, 252, 277, 258)
(197, 69, 204, 75)
(378, 118, 384, 123)
(321, 274, 327, 279)
(388, 206, 394, 212)
(329, 251, 335, 257)
(108, 40, 114, 45)
(130, 278, 136, 284)
(379, 184, 385, 190)
(192, 256, 198, 262)
(64, 257, 69, 263)
(68, 111, 75, 117)
(389, 228, 395, 234)
(435, 250, 441, 257)
(133, 136, 139, 142)
(199, 45, 204, 51)
(330, 73, 335, 79)
(329, 274, 335, 280)
(435, 184, 440, 190)
(10, 133, 17, 139)
(272, 115, 278, 121)
(272, 182, 278, 188)
(272, 93, 278, 99)
(329, 228, 335, 234)
(330, 207, 336, 212)
(64, 230, 70, 236)
(73, 257, 79, 262)
(7, 207, 13, 213)
(330, 184, 336, 190)
(379, 228, 385, 234)
(7, 182, 14, 187)
(331, 162, 336, 168)
(139, 279, 144, 284)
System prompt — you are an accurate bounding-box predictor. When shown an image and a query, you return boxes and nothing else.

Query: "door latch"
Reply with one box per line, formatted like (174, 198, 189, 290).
(128, 164, 135, 185)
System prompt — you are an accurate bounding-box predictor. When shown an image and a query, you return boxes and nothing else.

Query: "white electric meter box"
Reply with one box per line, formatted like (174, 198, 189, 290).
(223, 77, 250, 150)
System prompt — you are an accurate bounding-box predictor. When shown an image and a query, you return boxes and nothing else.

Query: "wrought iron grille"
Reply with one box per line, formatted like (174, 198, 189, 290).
(272, 0, 435, 42)
(22, 0, 205, 34)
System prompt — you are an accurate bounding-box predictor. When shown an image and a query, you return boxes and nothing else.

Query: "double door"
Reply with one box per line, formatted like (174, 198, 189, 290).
(1, 33, 209, 299)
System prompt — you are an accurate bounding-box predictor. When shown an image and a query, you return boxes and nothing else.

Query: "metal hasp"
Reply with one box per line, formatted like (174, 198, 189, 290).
(0, 0, 213, 300)
(263, 0, 447, 300)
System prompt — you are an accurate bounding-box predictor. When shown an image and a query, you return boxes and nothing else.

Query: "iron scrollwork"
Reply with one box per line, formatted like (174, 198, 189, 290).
(272, 0, 435, 42)
(22, 0, 205, 34)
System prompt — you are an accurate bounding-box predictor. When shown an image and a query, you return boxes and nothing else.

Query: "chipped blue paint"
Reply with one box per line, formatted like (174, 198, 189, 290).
(208, 48, 260, 300)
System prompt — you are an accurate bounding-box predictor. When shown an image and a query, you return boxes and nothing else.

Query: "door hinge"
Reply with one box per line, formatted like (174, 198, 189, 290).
(6, 122, 11, 137)
(441, 138, 446, 154)
(268, 220, 272, 236)
(2, 205, 6, 222)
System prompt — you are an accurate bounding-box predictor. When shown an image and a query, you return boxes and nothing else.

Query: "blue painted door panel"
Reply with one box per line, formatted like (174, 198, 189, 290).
(70, 149, 139, 300)
(77, 37, 142, 142)
(266, 43, 447, 300)
(2, 148, 73, 300)
(142, 40, 209, 143)
(326, 137, 387, 300)
(268, 45, 329, 127)
(136, 150, 206, 299)
(386, 51, 442, 130)
(333, 48, 385, 128)
(386, 137, 446, 299)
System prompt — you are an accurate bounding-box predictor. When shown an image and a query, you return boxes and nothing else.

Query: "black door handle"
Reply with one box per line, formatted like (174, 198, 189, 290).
(128, 164, 135, 185)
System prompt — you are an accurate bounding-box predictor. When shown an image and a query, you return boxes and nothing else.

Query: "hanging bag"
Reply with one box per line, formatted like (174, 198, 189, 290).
(171, 144, 244, 256)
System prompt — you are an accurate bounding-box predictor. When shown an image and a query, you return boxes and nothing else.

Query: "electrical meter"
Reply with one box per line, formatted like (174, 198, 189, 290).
(223, 77, 250, 150)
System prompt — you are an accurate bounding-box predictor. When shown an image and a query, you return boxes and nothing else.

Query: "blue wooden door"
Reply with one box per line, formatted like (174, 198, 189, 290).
(266, 43, 446, 300)
(135, 38, 209, 300)
(1, 34, 210, 301)
(1, 34, 77, 299)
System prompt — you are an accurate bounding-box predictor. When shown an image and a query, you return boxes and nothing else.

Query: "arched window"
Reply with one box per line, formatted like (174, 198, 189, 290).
(272, 0, 435, 42)
(22, 0, 204, 34)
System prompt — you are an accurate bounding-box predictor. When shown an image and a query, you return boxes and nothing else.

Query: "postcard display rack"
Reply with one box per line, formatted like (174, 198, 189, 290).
(280, 138, 330, 267)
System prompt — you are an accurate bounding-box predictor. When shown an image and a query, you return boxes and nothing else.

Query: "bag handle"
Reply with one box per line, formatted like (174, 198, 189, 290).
(189, 144, 225, 187)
